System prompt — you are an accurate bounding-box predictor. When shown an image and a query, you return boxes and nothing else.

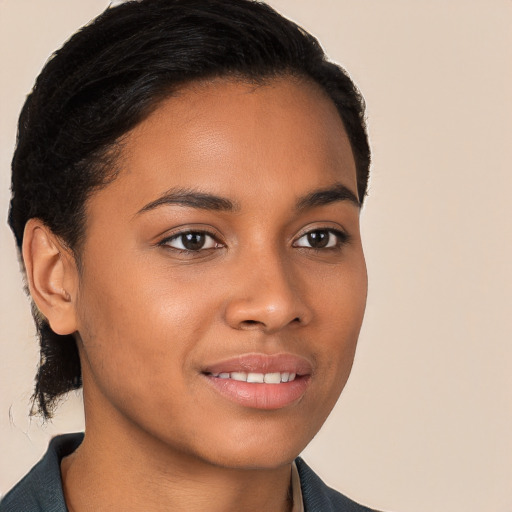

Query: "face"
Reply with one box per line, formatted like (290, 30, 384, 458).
(74, 77, 367, 469)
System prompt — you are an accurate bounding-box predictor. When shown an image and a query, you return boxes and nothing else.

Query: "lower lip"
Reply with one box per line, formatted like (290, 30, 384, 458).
(204, 375, 310, 410)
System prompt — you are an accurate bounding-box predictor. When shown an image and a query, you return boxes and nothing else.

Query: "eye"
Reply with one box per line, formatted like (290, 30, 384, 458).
(293, 228, 348, 249)
(160, 231, 221, 252)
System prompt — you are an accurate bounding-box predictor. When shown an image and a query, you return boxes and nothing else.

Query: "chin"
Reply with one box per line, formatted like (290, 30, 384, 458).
(205, 445, 302, 471)
(192, 416, 318, 471)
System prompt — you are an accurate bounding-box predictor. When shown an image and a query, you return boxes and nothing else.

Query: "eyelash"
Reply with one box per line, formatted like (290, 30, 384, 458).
(158, 229, 223, 253)
(293, 228, 350, 251)
(158, 227, 350, 254)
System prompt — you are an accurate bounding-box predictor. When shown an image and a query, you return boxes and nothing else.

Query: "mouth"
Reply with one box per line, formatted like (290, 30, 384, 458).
(208, 371, 298, 384)
(202, 353, 312, 410)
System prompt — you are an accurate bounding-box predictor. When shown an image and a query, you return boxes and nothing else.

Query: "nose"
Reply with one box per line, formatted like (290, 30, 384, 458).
(223, 251, 312, 334)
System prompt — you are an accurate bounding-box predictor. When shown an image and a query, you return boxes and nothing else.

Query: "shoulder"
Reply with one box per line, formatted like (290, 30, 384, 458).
(0, 433, 84, 512)
(295, 457, 385, 512)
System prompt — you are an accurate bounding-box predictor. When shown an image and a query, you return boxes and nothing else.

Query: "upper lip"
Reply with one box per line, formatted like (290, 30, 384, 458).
(203, 353, 313, 376)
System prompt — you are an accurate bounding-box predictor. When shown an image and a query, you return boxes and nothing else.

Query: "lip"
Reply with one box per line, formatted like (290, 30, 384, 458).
(202, 353, 313, 410)
(203, 353, 313, 376)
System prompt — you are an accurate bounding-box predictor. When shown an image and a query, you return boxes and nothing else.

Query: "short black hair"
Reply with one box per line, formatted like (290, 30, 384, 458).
(8, 0, 370, 418)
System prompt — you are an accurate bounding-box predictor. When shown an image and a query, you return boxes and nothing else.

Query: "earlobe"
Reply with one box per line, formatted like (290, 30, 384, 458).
(22, 219, 79, 335)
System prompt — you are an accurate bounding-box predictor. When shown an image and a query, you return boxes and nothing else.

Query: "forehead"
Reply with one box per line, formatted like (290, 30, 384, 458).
(89, 77, 357, 219)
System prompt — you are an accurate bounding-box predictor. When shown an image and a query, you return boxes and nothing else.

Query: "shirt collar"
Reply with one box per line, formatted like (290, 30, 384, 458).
(291, 460, 304, 512)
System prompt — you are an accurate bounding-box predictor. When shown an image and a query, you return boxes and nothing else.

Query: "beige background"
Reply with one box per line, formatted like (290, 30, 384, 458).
(1, 1, 511, 510)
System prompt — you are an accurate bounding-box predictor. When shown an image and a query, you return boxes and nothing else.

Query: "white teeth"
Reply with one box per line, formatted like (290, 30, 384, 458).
(247, 372, 264, 383)
(264, 372, 281, 384)
(212, 371, 297, 383)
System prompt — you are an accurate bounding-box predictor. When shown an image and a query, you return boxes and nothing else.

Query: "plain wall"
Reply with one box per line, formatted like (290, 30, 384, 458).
(1, 1, 511, 511)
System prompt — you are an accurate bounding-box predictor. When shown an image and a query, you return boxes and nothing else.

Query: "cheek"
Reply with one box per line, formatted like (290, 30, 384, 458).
(75, 251, 215, 409)
(294, 265, 367, 445)
(315, 246, 367, 324)
(313, 254, 367, 387)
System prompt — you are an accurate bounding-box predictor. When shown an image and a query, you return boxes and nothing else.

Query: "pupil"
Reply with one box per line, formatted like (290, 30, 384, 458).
(183, 232, 205, 250)
(307, 230, 329, 248)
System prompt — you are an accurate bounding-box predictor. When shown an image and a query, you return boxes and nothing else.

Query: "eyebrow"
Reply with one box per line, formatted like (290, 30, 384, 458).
(135, 182, 359, 217)
(135, 187, 239, 216)
(296, 183, 360, 210)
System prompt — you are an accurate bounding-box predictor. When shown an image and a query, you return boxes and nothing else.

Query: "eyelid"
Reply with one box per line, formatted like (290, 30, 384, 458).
(292, 226, 350, 249)
(156, 225, 225, 251)
(154, 223, 349, 253)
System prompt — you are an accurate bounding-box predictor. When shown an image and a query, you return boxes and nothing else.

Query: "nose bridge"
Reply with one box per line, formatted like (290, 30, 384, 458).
(224, 242, 311, 332)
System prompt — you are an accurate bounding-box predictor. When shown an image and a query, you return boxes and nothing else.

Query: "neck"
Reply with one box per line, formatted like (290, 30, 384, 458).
(61, 410, 294, 512)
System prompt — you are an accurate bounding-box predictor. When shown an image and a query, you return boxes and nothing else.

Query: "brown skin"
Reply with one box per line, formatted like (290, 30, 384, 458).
(23, 77, 367, 512)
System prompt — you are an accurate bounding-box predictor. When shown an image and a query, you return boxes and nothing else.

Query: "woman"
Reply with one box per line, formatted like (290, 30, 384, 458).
(1, 0, 379, 510)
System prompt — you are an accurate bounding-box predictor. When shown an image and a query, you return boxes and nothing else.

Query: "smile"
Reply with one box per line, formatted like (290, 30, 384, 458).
(203, 353, 312, 410)
(209, 371, 297, 383)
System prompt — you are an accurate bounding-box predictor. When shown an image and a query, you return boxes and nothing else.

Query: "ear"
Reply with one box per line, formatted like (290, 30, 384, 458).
(22, 219, 79, 335)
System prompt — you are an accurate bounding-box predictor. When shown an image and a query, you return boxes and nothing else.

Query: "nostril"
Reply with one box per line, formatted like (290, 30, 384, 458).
(240, 320, 262, 329)
(238, 317, 302, 331)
